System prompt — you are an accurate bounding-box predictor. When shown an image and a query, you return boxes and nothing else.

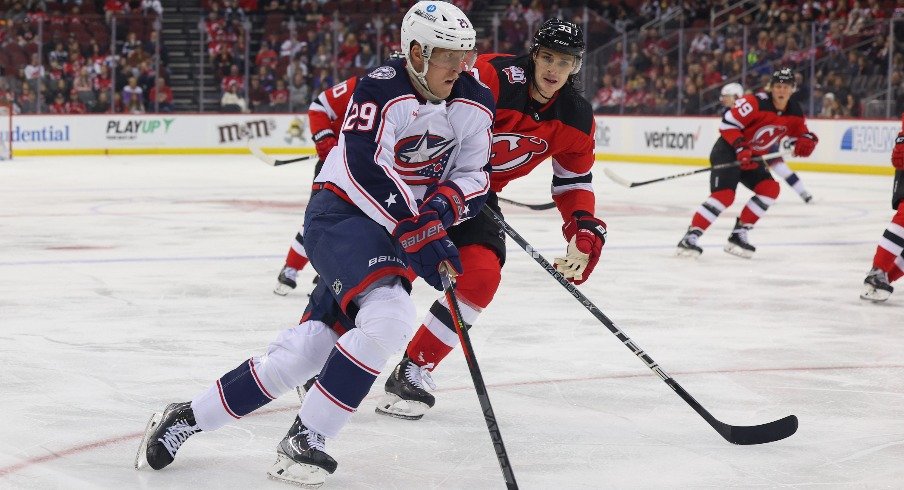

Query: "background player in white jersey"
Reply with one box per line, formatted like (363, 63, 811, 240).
(134, 3, 494, 487)
(861, 115, 904, 302)
(719, 82, 813, 204)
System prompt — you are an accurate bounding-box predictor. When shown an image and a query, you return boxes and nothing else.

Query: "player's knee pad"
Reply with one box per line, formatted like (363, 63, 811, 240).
(711, 189, 736, 207)
(353, 280, 417, 359)
(753, 179, 780, 199)
(256, 320, 340, 394)
(455, 245, 502, 309)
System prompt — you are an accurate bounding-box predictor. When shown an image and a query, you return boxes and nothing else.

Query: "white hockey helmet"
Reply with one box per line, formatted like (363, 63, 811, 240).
(720, 82, 744, 98)
(400, 1, 476, 100)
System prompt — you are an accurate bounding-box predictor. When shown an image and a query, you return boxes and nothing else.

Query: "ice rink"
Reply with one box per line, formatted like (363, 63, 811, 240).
(1, 154, 902, 488)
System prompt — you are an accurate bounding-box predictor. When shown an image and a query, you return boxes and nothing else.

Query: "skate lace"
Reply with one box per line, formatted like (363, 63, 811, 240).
(868, 268, 889, 283)
(733, 226, 750, 244)
(405, 362, 436, 391)
(302, 428, 326, 452)
(283, 267, 298, 281)
(159, 419, 198, 457)
(684, 232, 699, 246)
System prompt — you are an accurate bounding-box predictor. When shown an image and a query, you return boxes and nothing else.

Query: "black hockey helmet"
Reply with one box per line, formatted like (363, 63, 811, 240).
(771, 67, 795, 86)
(532, 18, 585, 58)
(530, 18, 585, 75)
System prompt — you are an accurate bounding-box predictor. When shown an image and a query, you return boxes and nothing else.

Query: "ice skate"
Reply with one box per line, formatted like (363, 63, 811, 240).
(274, 266, 298, 296)
(676, 227, 703, 257)
(295, 376, 317, 404)
(801, 191, 813, 204)
(375, 356, 435, 420)
(134, 402, 201, 470)
(724, 219, 755, 258)
(267, 417, 337, 488)
(860, 268, 893, 302)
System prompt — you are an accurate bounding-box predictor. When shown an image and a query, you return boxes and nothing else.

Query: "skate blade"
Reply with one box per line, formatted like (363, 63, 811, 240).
(134, 412, 163, 470)
(860, 286, 891, 302)
(274, 284, 295, 296)
(675, 247, 702, 258)
(267, 454, 328, 488)
(374, 394, 429, 420)
(723, 244, 754, 259)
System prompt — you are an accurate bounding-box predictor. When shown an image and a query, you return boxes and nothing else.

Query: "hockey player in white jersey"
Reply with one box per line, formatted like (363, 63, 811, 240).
(134, 2, 494, 487)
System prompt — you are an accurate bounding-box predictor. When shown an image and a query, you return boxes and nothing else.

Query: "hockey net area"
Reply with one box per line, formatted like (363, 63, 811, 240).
(0, 103, 11, 160)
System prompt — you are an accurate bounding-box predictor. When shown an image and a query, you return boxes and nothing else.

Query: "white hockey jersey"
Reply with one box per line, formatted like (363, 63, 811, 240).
(314, 58, 495, 233)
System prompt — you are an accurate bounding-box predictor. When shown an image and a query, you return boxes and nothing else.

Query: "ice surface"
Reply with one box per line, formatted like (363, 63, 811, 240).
(1, 155, 902, 488)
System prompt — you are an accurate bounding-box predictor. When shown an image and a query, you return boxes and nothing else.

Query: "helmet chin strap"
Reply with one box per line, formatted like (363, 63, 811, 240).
(406, 45, 443, 103)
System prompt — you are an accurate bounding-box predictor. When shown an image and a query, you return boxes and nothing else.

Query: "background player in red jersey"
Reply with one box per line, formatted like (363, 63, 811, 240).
(860, 116, 904, 302)
(274, 76, 358, 296)
(676, 67, 818, 259)
(719, 82, 814, 204)
(374, 18, 609, 420)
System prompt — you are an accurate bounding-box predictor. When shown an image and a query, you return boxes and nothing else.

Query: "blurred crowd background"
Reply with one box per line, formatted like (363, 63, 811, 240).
(1, 0, 902, 118)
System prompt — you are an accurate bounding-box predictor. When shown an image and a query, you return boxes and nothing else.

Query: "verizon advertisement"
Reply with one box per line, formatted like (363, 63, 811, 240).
(592, 115, 900, 171)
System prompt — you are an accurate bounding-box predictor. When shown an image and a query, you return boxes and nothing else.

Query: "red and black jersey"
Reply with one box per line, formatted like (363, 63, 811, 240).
(473, 53, 596, 221)
(720, 92, 811, 156)
(308, 76, 358, 144)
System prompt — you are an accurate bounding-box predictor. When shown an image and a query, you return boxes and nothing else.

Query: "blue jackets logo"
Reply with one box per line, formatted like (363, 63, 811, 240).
(840, 126, 897, 153)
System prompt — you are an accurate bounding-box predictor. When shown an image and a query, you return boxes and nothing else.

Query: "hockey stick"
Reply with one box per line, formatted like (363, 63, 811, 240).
(249, 145, 318, 166)
(484, 207, 798, 445)
(498, 196, 557, 211)
(440, 266, 519, 489)
(604, 149, 789, 188)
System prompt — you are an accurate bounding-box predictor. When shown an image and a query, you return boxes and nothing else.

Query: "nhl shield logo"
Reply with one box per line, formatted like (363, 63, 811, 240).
(502, 66, 526, 84)
(332, 279, 342, 294)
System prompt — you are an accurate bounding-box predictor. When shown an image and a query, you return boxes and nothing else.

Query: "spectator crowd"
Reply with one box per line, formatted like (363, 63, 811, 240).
(2, 0, 904, 118)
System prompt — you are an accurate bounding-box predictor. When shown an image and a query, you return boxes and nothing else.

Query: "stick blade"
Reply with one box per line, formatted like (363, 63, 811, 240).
(248, 145, 276, 166)
(603, 167, 635, 188)
(720, 414, 798, 445)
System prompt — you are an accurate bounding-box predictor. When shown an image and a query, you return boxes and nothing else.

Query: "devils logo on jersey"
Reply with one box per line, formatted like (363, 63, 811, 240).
(502, 66, 527, 84)
(749, 125, 788, 152)
(394, 131, 456, 184)
(491, 133, 549, 172)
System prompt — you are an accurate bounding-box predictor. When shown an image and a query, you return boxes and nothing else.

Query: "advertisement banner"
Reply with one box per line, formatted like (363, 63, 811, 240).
(8, 113, 900, 174)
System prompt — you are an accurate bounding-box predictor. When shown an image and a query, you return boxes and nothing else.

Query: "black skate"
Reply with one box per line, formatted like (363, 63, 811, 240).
(676, 227, 704, 257)
(860, 268, 893, 302)
(267, 416, 337, 488)
(134, 402, 202, 470)
(295, 375, 317, 404)
(724, 219, 755, 258)
(274, 265, 298, 296)
(375, 356, 436, 420)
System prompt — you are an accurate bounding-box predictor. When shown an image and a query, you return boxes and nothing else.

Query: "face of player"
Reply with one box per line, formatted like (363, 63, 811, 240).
(531, 47, 577, 100)
(771, 82, 794, 110)
(720, 94, 737, 108)
(410, 45, 475, 99)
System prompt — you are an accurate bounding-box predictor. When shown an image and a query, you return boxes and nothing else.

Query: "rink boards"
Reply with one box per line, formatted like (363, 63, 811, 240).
(4, 113, 900, 175)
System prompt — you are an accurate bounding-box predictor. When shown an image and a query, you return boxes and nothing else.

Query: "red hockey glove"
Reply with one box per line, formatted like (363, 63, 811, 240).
(393, 211, 462, 291)
(793, 132, 818, 157)
(554, 211, 607, 285)
(736, 147, 756, 170)
(892, 132, 904, 170)
(419, 182, 466, 228)
(314, 134, 338, 161)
